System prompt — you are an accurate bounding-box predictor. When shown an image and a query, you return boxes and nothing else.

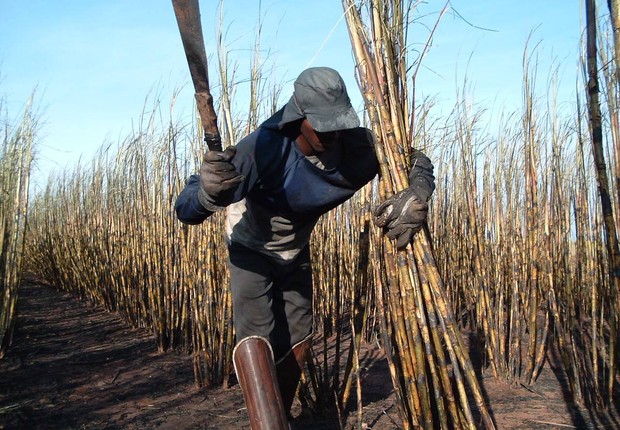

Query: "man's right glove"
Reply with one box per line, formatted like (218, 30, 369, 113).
(197, 146, 244, 211)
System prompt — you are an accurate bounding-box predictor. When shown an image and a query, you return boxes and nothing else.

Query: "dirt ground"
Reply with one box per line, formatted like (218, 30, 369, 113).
(1, 283, 619, 430)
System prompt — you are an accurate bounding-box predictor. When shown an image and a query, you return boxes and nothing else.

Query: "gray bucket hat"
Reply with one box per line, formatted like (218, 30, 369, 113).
(281, 67, 360, 132)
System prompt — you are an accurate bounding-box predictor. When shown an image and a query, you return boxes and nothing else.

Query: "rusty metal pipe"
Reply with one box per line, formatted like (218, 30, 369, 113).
(233, 336, 290, 430)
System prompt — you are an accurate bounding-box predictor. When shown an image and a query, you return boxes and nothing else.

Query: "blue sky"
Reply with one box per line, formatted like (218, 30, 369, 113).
(1, 1, 582, 185)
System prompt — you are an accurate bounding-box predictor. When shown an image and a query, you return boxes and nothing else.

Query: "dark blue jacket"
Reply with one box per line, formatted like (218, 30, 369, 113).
(175, 108, 379, 225)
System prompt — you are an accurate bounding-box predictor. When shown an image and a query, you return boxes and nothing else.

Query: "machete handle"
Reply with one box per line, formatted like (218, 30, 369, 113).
(204, 133, 223, 152)
(195, 92, 222, 152)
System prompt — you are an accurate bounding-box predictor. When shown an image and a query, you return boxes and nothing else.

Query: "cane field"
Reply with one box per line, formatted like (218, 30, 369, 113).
(2, 1, 620, 429)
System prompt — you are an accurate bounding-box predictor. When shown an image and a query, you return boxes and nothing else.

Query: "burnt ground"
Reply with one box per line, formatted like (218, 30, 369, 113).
(1, 282, 619, 430)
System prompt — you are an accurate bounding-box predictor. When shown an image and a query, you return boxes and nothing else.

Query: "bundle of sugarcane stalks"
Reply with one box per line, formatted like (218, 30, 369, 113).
(342, 1, 495, 428)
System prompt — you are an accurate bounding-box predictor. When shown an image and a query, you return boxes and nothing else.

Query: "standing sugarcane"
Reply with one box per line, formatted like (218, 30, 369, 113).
(0, 102, 35, 357)
(585, 0, 620, 404)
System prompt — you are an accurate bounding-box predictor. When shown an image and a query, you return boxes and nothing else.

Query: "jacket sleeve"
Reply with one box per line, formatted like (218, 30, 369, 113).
(408, 149, 435, 201)
(174, 174, 214, 225)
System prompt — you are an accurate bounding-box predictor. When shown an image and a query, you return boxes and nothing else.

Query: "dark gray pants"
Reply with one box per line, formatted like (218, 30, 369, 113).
(228, 243, 313, 361)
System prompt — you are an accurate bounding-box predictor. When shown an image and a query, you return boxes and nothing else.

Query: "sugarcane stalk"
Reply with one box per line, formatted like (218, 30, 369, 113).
(586, 0, 620, 401)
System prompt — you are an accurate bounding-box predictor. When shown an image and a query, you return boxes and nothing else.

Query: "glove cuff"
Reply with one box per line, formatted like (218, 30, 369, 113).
(197, 188, 226, 212)
(408, 151, 435, 202)
(409, 177, 434, 202)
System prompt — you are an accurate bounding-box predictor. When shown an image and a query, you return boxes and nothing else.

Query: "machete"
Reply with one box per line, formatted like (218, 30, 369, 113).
(171, 0, 222, 151)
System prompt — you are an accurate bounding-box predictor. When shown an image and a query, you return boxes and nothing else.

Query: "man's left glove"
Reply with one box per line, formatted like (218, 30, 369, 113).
(374, 188, 429, 249)
(197, 146, 244, 211)
(374, 149, 435, 249)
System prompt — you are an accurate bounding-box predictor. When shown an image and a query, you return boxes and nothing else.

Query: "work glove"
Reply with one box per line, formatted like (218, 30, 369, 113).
(374, 150, 435, 249)
(374, 188, 429, 249)
(197, 146, 244, 211)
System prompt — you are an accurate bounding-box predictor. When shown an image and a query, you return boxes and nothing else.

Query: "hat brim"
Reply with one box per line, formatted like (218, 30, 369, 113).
(306, 105, 360, 132)
(281, 94, 361, 132)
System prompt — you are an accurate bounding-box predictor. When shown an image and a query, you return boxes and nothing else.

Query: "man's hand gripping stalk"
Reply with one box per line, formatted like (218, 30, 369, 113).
(373, 150, 435, 249)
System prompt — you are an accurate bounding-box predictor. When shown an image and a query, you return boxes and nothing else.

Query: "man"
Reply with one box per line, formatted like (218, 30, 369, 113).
(175, 67, 434, 427)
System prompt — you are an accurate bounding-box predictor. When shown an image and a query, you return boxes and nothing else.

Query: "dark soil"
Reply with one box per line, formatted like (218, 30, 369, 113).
(1, 283, 619, 429)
